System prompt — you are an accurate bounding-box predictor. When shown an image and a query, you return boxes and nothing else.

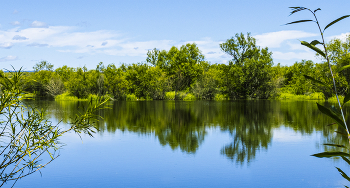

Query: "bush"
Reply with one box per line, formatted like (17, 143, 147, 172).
(214, 93, 228, 100)
(183, 93, 196, 100)
(126, 94, 138, 101)
(55, 91, 83, 101)
(87, 94, 111, 102)
(328, 95, 345, 103)
(165, 91, 175, 100)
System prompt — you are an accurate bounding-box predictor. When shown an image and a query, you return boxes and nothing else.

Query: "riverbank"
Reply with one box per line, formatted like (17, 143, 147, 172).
(24, 91, 344, 103)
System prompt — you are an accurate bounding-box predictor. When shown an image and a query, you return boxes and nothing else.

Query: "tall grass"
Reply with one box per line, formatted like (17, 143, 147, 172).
(277, 92, 325, 100)
(55, 92, 85, 101)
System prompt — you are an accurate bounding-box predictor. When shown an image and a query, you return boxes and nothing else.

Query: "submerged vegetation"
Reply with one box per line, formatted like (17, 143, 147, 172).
(3, 32, 350, 101)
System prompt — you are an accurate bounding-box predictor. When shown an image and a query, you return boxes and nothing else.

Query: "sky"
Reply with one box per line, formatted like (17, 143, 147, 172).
(0, 0, 349, 71)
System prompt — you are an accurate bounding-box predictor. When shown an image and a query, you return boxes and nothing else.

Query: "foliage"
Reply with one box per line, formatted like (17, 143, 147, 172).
(146, 43, 206, 92)
(214, 93, 228, 100)
(55, 91, 82, 101)
(278, 92, 324, 100)
(220, 33, 275, 99)
(126, 94, 137, 101)
(46, 76, 65, 97)
(16, 41, 350, 102)
(192, 65, 220, 100)
(0, 69, 107, 187)
(104, 64, 128, 100)
(33, 61, 54, 72)
(287, 6, 350, 186)
(165, 91, 175, 100)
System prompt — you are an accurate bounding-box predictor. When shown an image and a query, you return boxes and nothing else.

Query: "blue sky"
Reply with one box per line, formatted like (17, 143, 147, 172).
(0, 0, 349, 71)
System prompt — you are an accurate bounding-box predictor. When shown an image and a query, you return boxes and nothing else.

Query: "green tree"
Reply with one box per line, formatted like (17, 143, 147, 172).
(33, 61, 54, 72)
(66, 67, 89, 98)
(55, 65, 75, 83)
(325, 35, 350, 92)
(22, 70, 54, 97)
(220, 33, 274, 99)
(46, 75, 65, 97)
(104, 64, 129, 100)
(192, 63, 220, 100)
(147, 43, 206, 93)
(283, 60, 315, 95)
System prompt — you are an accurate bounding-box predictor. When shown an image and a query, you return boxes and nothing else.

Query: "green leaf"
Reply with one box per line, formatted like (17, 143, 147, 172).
(344, 92, 350, 105)
(301, 41, 326, 58)
(336, 167, 350, 182)
(326, 123, 336, 126)
(338, 65, 350, 72)
(285, 20, 314, 25)
(289, 7, 307, 16)
(341, 156, 350, 166)
(303, 75, 328, 87)
(324, 15, 350, 31)
(314, 8, 321, 13)
(317, 103, 346, 129)
(323, 143, 347, 149)
(310, 40, 322, 46)
(312, 151, 350, 158)
(335, 131, 348, 136)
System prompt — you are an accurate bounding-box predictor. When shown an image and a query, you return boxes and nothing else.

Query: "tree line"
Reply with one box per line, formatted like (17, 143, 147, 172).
(4, 33, 350, 101)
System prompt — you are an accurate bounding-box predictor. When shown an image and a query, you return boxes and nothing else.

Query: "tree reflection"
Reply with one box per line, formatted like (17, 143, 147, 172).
(21, 99, 340, 165)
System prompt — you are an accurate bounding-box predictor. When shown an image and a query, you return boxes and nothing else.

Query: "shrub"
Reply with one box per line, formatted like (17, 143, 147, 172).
(126, 94, 138, 101)
(55, 91, 82, 101)
(165, 91, 175, 100)
(183, 93, 196, 100)
(214, 93, 228, 100)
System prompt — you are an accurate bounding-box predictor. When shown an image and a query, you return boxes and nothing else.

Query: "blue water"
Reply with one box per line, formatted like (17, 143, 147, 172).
(8, 100, 349, 188)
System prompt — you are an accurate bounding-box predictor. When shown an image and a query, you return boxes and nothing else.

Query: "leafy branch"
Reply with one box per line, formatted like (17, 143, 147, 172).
(287, 7, 350, 186)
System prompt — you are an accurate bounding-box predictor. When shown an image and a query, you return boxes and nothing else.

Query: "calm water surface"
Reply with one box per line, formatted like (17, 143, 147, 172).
(10, 100, 350, 187)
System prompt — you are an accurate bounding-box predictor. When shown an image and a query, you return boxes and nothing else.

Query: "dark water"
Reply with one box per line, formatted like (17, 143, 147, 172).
(10, 100, 350, 187)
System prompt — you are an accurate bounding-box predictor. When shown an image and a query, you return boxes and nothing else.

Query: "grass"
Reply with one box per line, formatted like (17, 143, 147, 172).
(328, 95, 345, 103)
(277, 92, 325, 100)
(32, 90, 337, 102)
(55, 92, 87, 101)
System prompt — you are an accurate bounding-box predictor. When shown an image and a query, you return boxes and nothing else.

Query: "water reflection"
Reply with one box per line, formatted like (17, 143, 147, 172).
(21, 100, 347, 165)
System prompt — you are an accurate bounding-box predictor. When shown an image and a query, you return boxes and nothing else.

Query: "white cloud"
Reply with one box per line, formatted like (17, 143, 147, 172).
(11, 21, 20, 26)
(0, 55, 18, 62)
(0, 43, 13, 49)
(273, 128, 304, 142)
(27, 43, 48, 47)
(30, 21, 48, 28)
(254, 30, 317, 48)
(286, 41, 308, 51)
(0, 25, 321, 65)
(273, 51, 316, 61)
(327, 32, 350, 42)
(13, 10, 18, 14)
(12, 35, 28, 40)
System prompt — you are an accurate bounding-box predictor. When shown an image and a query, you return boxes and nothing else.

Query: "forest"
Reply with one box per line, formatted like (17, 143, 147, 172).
(3, 32, 350, 101)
